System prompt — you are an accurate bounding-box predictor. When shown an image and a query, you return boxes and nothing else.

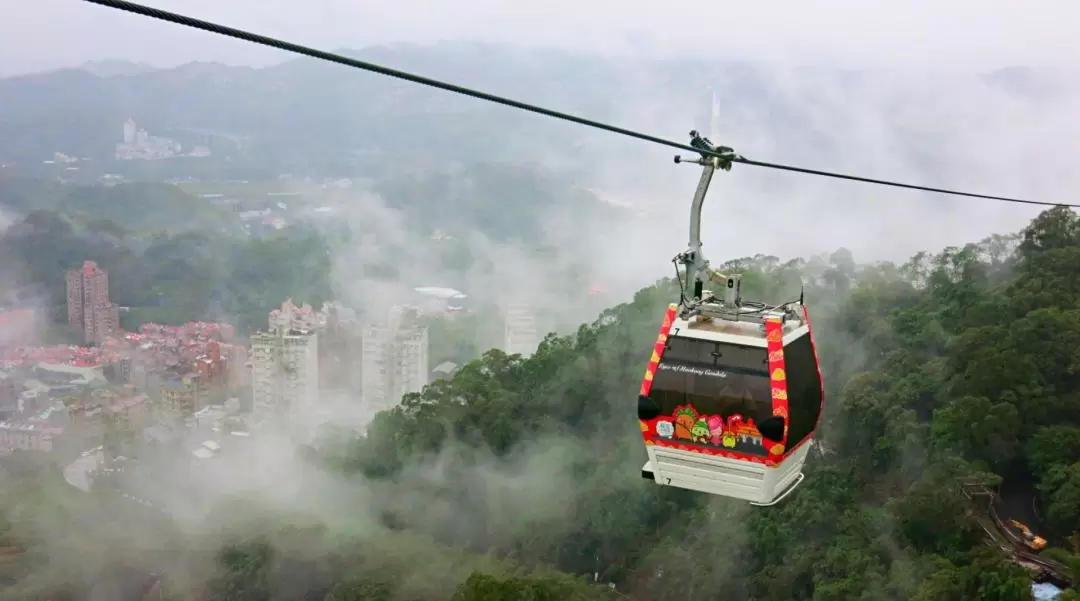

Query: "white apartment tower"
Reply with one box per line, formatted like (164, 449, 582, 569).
(250, 327, 319, 417)
(394, 327, 429, 402)
(360, 306, 429, 412)
(503, 303, 539, 357)
(123, 118, 136, 144)
(359, 324, 392, 410)
(269, 298, 324, 332)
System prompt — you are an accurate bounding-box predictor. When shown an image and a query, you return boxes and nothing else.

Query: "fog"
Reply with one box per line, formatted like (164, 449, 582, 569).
(5, 0, 1080, 75)
(569, 64, 1078, 272)
(1, 1, 1078, 597)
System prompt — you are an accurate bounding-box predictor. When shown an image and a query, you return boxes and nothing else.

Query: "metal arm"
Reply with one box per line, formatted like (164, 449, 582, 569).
(672, 131, 742, 314)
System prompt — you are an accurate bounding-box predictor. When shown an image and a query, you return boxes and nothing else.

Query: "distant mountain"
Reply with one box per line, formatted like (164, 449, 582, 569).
(78, 59, 156, 77)
(0, 44, 745, 172)
(0, 43, 1070, 182)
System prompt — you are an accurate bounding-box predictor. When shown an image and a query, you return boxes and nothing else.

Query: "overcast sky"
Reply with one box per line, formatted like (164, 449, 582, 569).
(4, 0, 1079, 76)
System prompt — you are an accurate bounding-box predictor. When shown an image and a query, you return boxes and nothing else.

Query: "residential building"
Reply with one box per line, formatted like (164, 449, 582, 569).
(225, 344, 248, 388)
(91, 302, 120, 344)
(0, 420, 60, 453)
(193, 340, 226, 387)
(503, 303, 539, 357)
(269, 298, 322, 332)
(65, 260, 120, 344)
(359, 324, 392, 409)
(250, 328, 319, 417)
(360, 306, 429, 412)
(394, 326, 429, 402)
(123, 117, 136, 144)
(270, 298, 356, 349)
(161, 372, 207, 421)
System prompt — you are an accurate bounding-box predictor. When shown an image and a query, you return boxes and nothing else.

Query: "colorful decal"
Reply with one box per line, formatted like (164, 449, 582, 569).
(645, 404, 770, 458)
(655, 420, 674, 439)
(765, 317, 789, 457)
(707, 415, 724, 445)
(672, 406, 697, 440)
(691, 418, 710, 443)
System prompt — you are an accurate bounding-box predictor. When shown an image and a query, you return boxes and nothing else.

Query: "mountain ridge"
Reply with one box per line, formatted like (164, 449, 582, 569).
(0, 44, 1070, 180)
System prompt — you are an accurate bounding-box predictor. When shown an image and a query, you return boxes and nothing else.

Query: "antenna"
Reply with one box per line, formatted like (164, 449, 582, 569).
(710, 86, 721, 142)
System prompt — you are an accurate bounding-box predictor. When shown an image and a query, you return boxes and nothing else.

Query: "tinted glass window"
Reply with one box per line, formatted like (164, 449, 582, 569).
(651, 336, 772, 424)
(782, 334, 823, 445)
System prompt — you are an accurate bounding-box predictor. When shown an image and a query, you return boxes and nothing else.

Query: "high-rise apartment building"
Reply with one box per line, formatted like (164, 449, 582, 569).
(503, 303, 539, 357)
(225, 344, 248, 388)
(360, 306, 429, 413)
(123, 118, 136, 144)
(359, 324, 392, 409)
(66, 260, 120, 344)
(393, 326, 429, 403)
(269, 298, 322, 332)
(250, 327, 319, 417)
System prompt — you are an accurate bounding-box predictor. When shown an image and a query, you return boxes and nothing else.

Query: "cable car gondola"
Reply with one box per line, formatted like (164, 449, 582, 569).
(637, 132, 824, 507)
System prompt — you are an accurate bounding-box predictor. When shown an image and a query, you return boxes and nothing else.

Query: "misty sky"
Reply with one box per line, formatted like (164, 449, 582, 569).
(5, 0, 1079, 76)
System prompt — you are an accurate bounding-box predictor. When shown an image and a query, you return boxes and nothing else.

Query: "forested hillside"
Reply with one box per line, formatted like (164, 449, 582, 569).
(5, 207, 1080, 600)
(0, 167, 615, 334)
(328, 207, 1080, 601)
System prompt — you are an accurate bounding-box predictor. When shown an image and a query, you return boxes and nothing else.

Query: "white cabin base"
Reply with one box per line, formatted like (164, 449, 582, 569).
(641, 441, 812, 506)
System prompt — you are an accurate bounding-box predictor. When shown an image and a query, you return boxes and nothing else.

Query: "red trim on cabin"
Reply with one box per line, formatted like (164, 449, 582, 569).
(638, 303, 676, 398)
(764, 317, 789, 459)
(777, 305, 825, 462)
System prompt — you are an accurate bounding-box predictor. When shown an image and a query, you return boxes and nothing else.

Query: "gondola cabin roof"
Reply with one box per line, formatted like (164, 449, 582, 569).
(673, 303, 810, 348)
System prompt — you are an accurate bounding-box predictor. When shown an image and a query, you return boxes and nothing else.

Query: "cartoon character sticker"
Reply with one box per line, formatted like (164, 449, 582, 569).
(655, 420, 674, 439)
(673, 406, 697, 440)
(654, 406, 769, 457)
(691, 418, 710, 443)
(707, 415, 724, 445)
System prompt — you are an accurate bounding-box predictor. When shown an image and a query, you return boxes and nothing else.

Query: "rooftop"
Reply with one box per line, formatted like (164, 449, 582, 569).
(414, 286, 467, 300)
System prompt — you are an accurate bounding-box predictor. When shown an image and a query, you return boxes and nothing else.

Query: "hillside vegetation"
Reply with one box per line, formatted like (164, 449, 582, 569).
(0, 165, 615, 333)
